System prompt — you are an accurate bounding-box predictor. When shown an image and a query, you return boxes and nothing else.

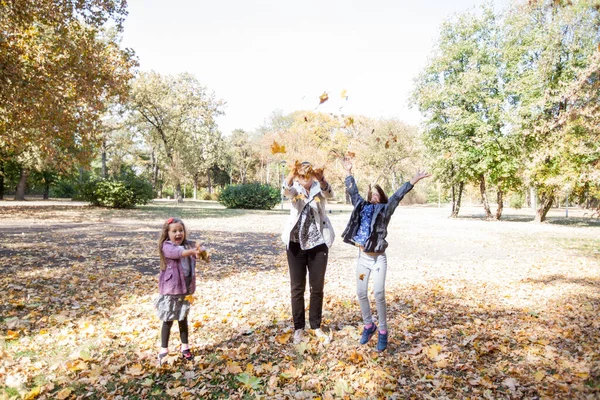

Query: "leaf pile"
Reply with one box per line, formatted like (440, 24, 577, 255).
(0, 203, 598, 399)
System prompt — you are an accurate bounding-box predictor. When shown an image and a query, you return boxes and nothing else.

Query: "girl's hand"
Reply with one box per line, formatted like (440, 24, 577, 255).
(342, 156, 353, 174)
(197, 243, 210, 262)
(409, 170, 432, 185)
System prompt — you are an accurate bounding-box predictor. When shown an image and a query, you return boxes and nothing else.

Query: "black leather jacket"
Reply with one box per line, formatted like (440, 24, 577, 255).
(341, 175, 413, 253)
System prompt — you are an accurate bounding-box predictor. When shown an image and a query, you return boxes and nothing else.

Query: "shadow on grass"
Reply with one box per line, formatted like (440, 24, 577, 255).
(456, 213, 600, 227)
(522, 274, 600, 288)
(0, 201, 289, 222)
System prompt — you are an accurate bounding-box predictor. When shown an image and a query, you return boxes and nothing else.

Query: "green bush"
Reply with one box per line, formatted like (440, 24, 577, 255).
(218, 183, 280, 209)
(49, 180, 77, 198)
(510, 192, 524, 209)
(78, 175, 153, 208)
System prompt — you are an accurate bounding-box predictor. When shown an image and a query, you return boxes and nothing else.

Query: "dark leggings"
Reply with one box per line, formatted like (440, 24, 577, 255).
(161, 318, 189, 348)
(287, 242, 329, 330)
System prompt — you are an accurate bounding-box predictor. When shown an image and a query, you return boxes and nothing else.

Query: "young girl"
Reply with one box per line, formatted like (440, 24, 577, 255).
(341, 156, 430, 352)
(155, 217, 207, 364)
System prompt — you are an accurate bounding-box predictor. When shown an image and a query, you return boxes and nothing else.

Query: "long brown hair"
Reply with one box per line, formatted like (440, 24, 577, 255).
(158, 217, 189, 271)
(367, 184, 388, 204)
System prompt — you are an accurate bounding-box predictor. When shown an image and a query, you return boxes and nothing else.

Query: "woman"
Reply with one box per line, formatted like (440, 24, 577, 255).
(341, 156, 430, 351)
(281, 161, 335, 344)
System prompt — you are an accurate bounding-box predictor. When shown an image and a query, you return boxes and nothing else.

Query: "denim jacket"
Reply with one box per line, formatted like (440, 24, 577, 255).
(341, 176, 413, 253)
(158, 241, 197, 295)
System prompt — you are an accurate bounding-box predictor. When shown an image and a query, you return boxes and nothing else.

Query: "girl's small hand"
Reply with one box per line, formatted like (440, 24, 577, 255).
(198, 246, 210, 262)
(342, 156, 353, 173)
(410, 170, 432, 185)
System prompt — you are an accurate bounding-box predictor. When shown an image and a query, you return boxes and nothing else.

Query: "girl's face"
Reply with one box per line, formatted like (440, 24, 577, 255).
(167, 223, 185, 245)
(370, 191, 381, 204)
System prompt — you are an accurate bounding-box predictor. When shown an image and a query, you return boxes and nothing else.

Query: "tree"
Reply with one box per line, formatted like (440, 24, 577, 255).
(129, 72, 224, 200)
(1, 0, 136, 199)
(412, 5, 520, 219)
(503, 0, 600, 222)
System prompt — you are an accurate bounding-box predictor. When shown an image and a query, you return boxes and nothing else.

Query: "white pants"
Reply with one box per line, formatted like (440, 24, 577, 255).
(355, 250, 388, 331)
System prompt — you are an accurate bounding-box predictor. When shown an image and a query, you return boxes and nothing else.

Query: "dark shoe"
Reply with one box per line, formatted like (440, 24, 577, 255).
(377, 331, 388, 352)
(182, 349, 194, 362)
(359, 324, 377, 345)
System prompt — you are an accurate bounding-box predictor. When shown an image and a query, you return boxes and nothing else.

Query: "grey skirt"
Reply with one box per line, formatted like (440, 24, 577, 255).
(154, 294, 191, 322)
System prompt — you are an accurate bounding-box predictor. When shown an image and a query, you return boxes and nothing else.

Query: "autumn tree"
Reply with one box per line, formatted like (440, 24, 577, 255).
(129, 71, 224, 200)
(0, 0, 135, 199)
(412, 5, 521, 219)
(503, 0, 600, 222)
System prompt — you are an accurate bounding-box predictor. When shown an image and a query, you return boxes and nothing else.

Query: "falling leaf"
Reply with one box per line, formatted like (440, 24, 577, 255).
(270, 141, 286, 155)
(184, 295, 195, 304)
(340, 89, 348, 99)
(343, 116, 354, 127)
(275, 332, 291, 344)
(359, 274, 365, 281)
(304, 116, 309, 122)
(385, 141, 390, 149)
(346, 151, 356, 158)
(199, 249, 209, 262)
(319, 92, 329, 105)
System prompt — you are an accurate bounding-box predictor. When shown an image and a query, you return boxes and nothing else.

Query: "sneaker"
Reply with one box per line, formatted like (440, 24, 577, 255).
(314, 328, 331, 344)
(157, 351, 169, 366)
(377, 331, 388, 352)
(359, 324, 377, 345)
(293, 329, 305, 344)
(182, 348, 194, 362)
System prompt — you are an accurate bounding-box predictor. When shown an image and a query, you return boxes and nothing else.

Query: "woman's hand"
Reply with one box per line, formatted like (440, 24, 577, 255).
(409, 170, 432, 185)
(312, 167, 325, 183)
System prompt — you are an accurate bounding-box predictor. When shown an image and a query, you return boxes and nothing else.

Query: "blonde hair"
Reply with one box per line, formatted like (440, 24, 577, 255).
(158, 217, 190, 271)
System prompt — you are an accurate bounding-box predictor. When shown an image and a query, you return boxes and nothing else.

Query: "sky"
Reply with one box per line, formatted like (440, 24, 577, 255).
(121, 0, 508, 135)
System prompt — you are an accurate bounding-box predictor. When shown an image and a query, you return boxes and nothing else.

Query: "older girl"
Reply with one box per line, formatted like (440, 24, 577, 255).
(341, 156, 430, 351)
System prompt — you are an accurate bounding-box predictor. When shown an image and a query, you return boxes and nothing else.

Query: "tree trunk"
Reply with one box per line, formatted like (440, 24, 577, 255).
(151, 150, 159, 191)
(450, 182, 464, 218)
(534, 192, 554, 223)
(101, 140, 108, 179)
(43, 179, 50, 200)
(479, 175, 493, 219)
(0, 160, 4, 200)
(15, 167, 29, 200)
(175, 182, 182, 202)
(193, 174, 198, 200)
(495, 188, 504, 220)
(208, 170, 212, 194)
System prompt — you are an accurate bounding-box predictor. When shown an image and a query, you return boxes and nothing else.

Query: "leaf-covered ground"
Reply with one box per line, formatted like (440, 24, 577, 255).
(1, 200, 599, 399)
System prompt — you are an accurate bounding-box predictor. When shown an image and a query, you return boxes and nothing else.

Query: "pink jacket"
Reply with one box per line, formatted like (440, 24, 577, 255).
(159, 241, 197, 295)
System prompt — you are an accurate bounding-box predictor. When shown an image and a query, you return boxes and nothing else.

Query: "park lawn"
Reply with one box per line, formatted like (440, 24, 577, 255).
(0, 201, 598, 399)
